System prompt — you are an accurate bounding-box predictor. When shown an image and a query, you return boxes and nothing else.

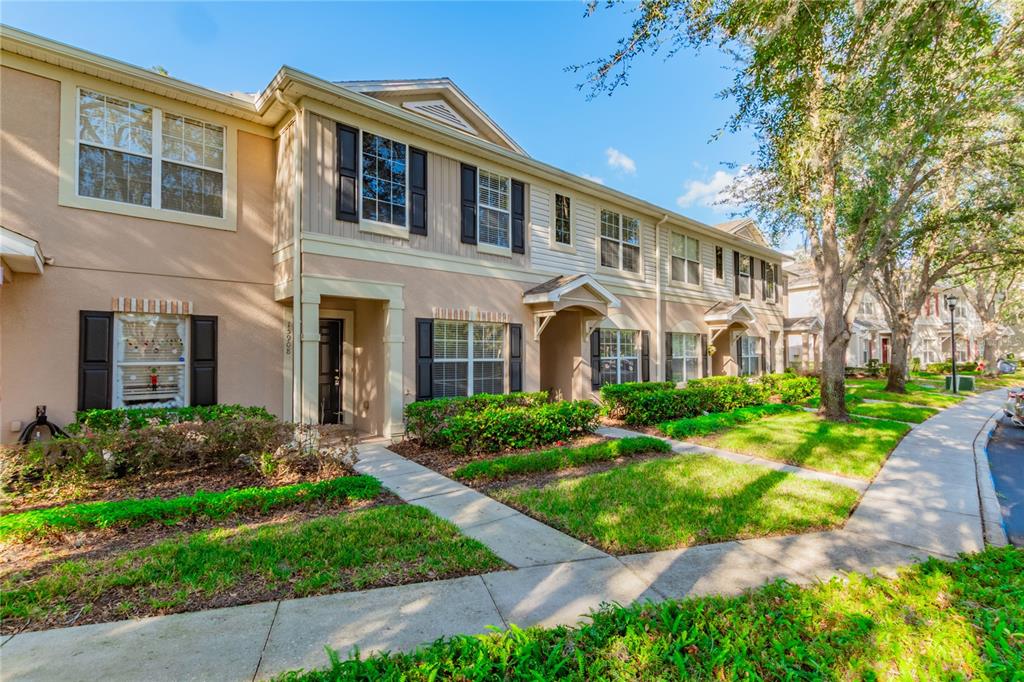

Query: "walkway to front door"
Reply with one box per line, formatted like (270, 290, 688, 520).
(318, 319, 343, 424)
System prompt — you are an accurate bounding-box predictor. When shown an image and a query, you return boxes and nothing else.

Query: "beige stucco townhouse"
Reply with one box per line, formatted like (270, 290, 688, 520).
(0, 26, 789, 443)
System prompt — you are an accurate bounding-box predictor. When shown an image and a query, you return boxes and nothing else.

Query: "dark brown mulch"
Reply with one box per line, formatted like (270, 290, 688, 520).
(599, 416, 663, 437)
(390, 434, 607, 476)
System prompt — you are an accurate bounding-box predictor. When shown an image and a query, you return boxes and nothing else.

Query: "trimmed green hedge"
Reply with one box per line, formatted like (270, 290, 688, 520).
(70, 404, 274, 433)
(443, 400, 600, 454)
(0, 475, 382, 541)
(659, 404, 801, 439)
(608, 375, 818, 426)
(404, 392, 548, 447)
(599, 382, 675, 418)
(452, 436, 671, 481)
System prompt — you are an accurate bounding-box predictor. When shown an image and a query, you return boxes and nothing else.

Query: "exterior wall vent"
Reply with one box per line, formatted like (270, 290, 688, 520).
(402, 100, 478, 135)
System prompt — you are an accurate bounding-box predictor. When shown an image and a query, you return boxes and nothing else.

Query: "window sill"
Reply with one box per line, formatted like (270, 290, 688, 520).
(596, 265, 643, 281)
(58, 193, 236, 231)
(359, 220, 410, 240)
(477, 242, 513, 258)
(670, 279, 703, 292)
(549, 239, 575, 254)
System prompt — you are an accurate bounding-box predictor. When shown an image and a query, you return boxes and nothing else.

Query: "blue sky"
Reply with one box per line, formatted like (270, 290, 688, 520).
(3, 1, 778, 238)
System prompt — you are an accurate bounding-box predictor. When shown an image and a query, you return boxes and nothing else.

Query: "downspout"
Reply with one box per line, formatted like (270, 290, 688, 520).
(275, 90, 304, 422)
(655, 214, 670, 381)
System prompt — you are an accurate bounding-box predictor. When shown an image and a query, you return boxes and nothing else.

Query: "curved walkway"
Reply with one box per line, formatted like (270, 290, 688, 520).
(0, 390, 1003, 682)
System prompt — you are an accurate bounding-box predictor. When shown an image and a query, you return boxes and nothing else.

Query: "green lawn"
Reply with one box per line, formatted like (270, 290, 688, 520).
(658, 404, 800, 439)
(849, 401, 938, 423)
(276, 546, 1024, 681)
(1, 505, 504, 628)
(493, 455, 858, 553)
(696, 410, 909, 479)
(0, 476, 382, 541)
(846, 379, 964, 408)
(452, 437, 670, 482)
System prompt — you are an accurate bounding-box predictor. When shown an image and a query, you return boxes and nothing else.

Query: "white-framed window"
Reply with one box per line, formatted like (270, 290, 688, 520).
(738, 254, 752, 297)
(432, 320, 505, 397)
(598, 328, 640, 385)
(739, 335, 760, 376)
(671, 233, 700, 285)
(554, 193, 572, 246)
(113, 313, 189, 408)
(671, 333, 700, 382)
(77, 89, 225, 218)
(715, 246, 724, 280)
(765, 262, 778, 302)
(478, 170, 511, 248)
(600, 210, 641, 273)
(360, 132, 408, 227)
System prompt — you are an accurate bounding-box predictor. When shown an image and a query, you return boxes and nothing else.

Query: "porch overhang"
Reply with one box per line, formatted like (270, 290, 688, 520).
(523, 274, 620, 340)
(1, 226, 45, 282)
(705, 302, 756, 342)
(783, 315, 823, 334)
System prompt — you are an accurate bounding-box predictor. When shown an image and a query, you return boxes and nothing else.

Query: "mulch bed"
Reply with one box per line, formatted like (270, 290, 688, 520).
(599, 416, 663, 437)
(390, 434, 607, 476)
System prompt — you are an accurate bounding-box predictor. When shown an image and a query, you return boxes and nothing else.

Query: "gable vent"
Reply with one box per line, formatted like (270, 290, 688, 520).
(403, 100, 478, 135)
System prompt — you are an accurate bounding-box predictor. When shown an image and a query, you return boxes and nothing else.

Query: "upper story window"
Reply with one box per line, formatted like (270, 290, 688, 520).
(715, 246, 724, 279)
(738, 254, 753, 297)
(77, 89, 224, 218)
(600, 209, 641, 273)
(671, 233, 700, 285)
(554, 193, 572, 246)
(765, 262, 778, 302)
(861, 297, 876, 315)
(478, 170, 511, 248)
(361, 133, 408, 227)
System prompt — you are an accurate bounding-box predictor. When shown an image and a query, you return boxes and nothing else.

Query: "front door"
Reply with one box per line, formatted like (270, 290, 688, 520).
(882, 337, 890, 365)
(318, 319, 343, 424)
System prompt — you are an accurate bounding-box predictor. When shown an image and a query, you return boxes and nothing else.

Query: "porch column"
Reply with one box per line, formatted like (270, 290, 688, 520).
(383, 301, 405, 439)
(814, 333, 822, 369)
(299, 291, 321, 424)
(801, 333, 810, 371)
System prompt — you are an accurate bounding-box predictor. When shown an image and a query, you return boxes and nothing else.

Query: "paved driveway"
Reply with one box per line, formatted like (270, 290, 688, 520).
(988, 416, 1024, 546)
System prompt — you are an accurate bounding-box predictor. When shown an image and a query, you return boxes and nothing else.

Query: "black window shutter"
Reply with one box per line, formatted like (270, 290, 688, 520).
(590, 329, 601, 389)
(664, 332, 674, 382)
(733, 251, 741, 295)
(508, 323, 523, 392)
(415, 318, 434, 400)
(736, 335, 743, 375)
(460, 163, 477, 244)
(409, 147, 428, 235)
(190, 315, 218, 406)
(511, 180, 525, 254)
(760, 259, 767, 300)
(78, 311, 113, 410)
(701, 334, 710, 377)
(336, 124, 359, 223)
(641, 331, 651, 382)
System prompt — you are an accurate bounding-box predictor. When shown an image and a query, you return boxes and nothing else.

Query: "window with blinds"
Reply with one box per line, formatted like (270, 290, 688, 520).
(114, 313, 188, 407)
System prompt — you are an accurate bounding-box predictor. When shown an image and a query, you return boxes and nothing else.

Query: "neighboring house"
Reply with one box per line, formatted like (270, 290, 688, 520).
(783, 259, 988, 370)
(0, 26, 788, 442)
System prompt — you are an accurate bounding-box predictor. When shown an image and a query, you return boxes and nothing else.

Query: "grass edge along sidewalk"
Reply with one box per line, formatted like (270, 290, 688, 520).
(276, 546, 1024, 681)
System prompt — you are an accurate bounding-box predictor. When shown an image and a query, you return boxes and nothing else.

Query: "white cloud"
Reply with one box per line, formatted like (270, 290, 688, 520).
(605, 147, 637, 175)
(676, 167, 750, 213)
(580, 173, 605, 185)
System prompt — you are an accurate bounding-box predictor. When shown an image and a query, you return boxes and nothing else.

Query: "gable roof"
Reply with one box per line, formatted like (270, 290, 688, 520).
(334, 78, 526, 155)
(714, 218, 769, 247)
(522, 274, 620, 308)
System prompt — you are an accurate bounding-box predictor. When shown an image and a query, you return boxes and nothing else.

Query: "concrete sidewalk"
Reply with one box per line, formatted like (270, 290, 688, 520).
(0, 390, 1003, 682)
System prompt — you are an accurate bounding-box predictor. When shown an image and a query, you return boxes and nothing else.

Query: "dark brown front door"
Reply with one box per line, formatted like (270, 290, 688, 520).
(318, 319, 343, 424)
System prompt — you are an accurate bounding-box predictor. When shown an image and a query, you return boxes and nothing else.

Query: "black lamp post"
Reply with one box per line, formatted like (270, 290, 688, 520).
(945, 293, 958, 394)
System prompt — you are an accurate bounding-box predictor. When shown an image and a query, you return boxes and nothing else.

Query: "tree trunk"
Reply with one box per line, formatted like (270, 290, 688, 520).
(982, 330, 1000, 376)
(885, 323, 913, 392)
(817, 262, 851, 420)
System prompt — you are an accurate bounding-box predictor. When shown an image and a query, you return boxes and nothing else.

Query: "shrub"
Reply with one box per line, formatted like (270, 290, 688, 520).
(599, 382, 674, 418)
(442, 400, 600, 454)
(5, 416, 294, 487)
(68, 404, 274, 434)
(659, 404, 800, 439)
(0, 475, 382, 541)
(774, 375, 819, 404)
(453, 436, 670, 481)
(911, 357, 922, 372)
(404, 392, 548, 447)
(685, 376, 772, 412)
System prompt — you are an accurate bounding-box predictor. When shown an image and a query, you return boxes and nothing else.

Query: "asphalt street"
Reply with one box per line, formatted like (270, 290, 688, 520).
(988, 415, 1024, 547)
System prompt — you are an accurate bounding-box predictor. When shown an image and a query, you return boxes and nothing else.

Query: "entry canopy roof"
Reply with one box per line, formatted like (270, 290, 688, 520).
(0, 226, 44, 277)
(523, 274, 620, 313)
